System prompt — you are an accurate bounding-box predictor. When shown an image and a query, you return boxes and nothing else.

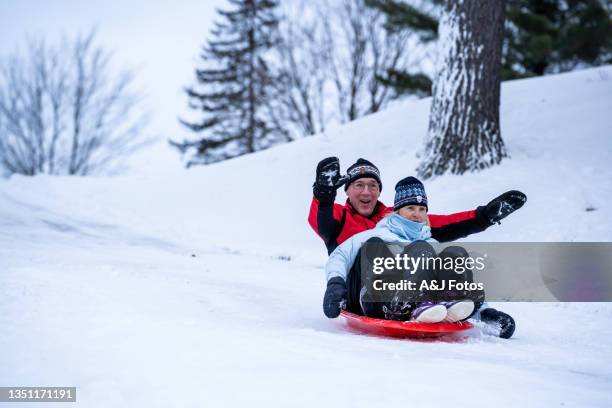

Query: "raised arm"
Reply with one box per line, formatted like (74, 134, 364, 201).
(308, 157, 349, 253)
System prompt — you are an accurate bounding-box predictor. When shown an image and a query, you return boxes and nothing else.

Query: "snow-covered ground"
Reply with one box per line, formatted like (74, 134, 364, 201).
(1, 66, 612, 407)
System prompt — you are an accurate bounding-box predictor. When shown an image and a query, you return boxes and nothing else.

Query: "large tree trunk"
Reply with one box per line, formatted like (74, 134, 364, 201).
(418, 0, 507, 179)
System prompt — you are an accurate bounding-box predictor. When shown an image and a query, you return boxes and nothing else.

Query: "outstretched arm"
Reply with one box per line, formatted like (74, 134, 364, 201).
(429, 191, 527, 242)
(429, 210, 491, 242)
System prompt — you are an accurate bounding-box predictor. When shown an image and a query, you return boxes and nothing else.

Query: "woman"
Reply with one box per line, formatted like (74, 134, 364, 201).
(323, 175, 479, 323)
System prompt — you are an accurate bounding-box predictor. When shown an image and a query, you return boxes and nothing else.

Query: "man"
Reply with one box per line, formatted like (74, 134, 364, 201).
(309, 157, 524, 255)
(309, 157, 527, 338)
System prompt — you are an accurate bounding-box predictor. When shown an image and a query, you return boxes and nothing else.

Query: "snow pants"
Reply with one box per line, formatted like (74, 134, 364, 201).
(345, 238, 484, 320)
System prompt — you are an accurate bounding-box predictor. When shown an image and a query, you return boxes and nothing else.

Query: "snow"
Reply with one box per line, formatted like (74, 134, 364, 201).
(1, 66, 612, 407)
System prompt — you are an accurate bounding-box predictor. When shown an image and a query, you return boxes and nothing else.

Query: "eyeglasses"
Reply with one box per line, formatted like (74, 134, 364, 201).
(351, 181, 380, 192)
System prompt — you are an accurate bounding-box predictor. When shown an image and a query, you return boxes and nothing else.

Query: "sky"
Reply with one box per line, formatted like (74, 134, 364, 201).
(0, 0, 227, 145)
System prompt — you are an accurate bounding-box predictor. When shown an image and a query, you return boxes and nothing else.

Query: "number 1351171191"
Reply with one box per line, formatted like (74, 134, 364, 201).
(1, 387, 76, 402)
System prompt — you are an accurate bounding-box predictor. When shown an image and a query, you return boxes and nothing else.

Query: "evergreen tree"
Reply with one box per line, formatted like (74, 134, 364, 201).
(504, 0, 612, 78)
(368, 0, 612, 90)
(365, 0, 441, 96)
(418, 0, 507, 178)
(173, 0, 287, 166)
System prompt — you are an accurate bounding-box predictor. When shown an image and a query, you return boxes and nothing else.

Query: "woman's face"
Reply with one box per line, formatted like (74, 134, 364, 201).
(398, 205, 428, 223)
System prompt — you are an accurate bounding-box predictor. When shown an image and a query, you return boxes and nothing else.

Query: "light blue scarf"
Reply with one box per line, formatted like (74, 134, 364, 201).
(382, 213, 431, 241)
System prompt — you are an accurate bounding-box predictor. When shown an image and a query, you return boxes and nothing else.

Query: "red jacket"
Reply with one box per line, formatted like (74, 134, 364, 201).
(308, 197, 491, 254)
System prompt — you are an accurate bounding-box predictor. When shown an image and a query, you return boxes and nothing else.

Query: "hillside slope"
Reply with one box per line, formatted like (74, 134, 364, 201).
(1, 66, 611, 407)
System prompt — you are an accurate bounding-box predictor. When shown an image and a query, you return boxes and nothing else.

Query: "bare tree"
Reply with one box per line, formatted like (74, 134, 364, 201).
(320, 0, 413, 122)
(273, 14, 329, 136)
(274, 0, 420, 137)
(0, 31, 148, 176)
(418, 0, 507, 178)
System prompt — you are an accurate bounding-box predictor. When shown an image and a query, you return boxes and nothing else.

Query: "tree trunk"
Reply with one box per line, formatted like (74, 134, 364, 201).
(418, 0, 507, 179)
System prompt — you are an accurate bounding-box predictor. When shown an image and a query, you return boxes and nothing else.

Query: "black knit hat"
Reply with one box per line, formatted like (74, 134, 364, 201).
(344, 158, 382, 191)
(394, 176, 428, 210)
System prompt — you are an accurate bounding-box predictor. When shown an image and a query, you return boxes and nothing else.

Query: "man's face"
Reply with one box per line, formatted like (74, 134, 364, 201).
(398, 205, 428, 223)
(346, 177, 380, 216)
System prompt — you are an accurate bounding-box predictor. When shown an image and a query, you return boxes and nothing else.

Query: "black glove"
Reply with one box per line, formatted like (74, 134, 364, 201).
(480, 308, 516, 339)
(313, 157, 348, 204)
(478, 190, 527, 225)
(323, 277, 347, 318)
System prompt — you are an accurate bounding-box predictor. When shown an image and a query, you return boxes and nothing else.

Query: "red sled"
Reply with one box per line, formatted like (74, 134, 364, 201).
(340, 310, 473, 339)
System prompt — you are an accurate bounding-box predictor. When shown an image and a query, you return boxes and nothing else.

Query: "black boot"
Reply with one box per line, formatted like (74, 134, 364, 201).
(480, 308, 516, 339)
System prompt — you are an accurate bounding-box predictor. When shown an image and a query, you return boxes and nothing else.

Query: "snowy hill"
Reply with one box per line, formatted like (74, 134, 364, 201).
(1, 66, 612, 407)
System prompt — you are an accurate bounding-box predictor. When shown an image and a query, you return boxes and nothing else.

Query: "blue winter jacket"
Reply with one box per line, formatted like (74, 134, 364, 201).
(325, 213, 432, 282)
